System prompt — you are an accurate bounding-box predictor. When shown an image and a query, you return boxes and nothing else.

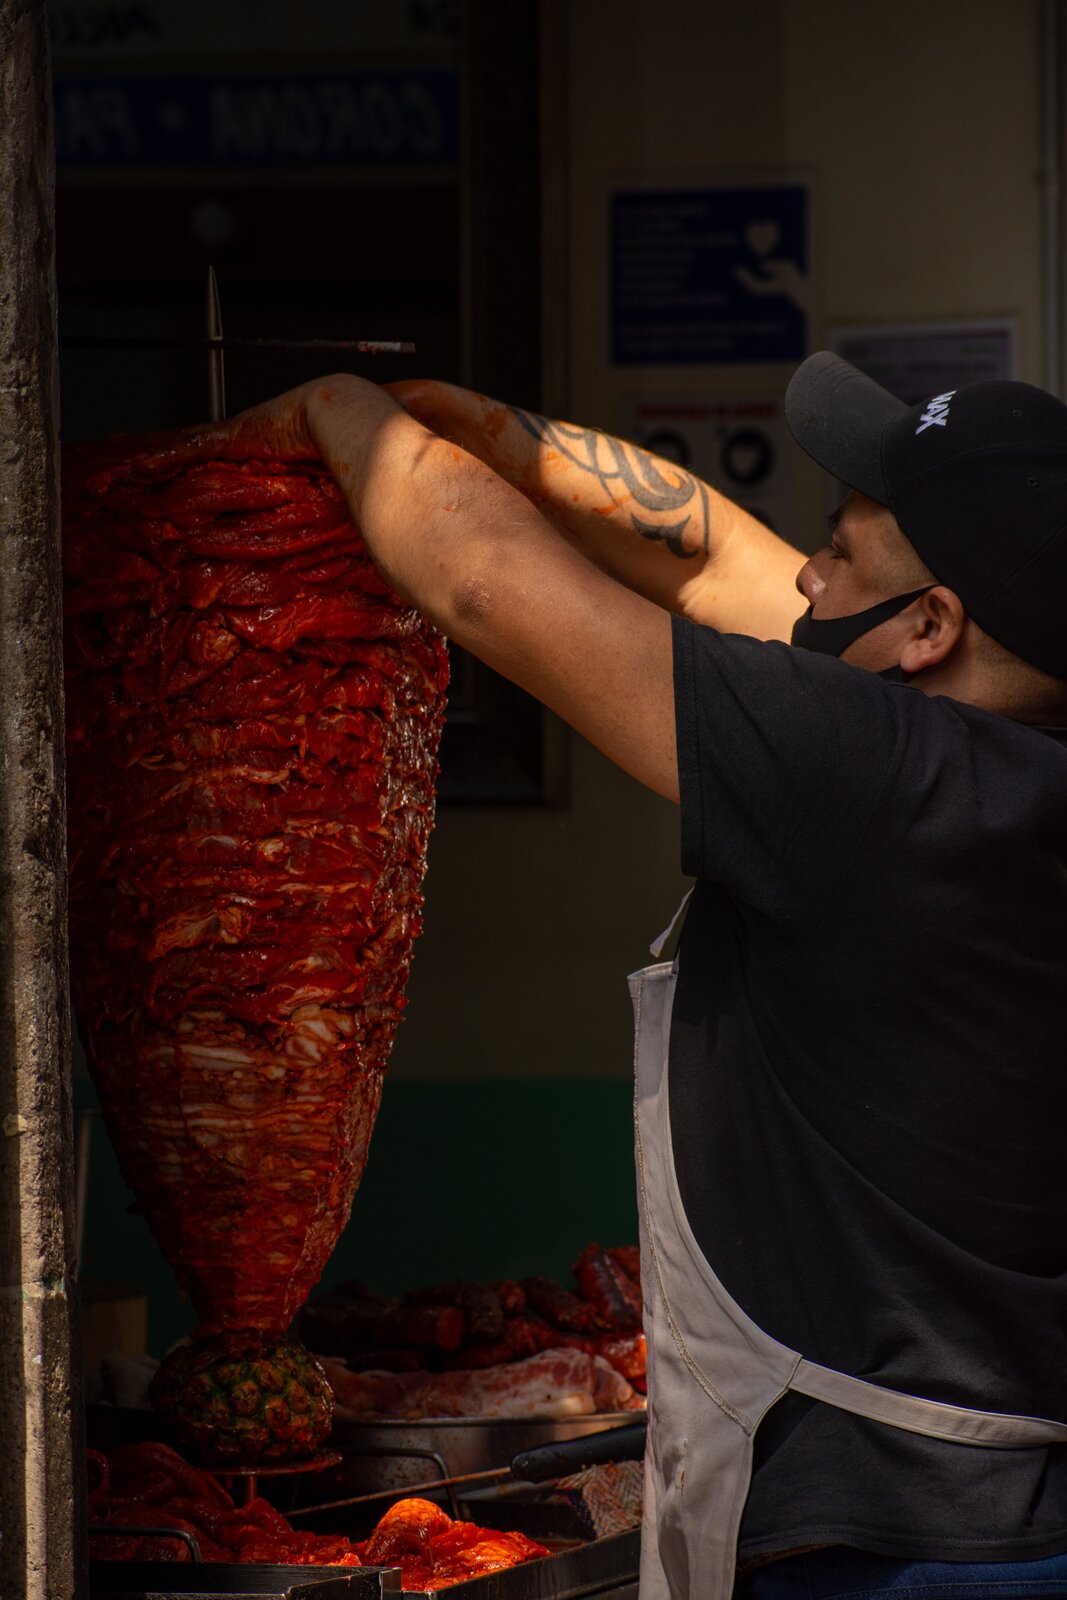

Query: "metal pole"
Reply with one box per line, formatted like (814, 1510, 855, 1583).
(1040, 0, 1064, 395)
(0, 2, 84, 1597)
(205, 265, 227, 423)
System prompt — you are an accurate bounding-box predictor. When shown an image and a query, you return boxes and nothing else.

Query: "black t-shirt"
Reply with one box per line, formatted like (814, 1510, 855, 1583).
(670, 615, 1067, 1562)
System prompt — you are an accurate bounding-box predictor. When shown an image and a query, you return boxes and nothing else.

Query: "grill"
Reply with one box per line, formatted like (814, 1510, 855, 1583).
(302, 1415, 637, 1503)
(90, 1534, 640, 1600)
(87, 1411, 644, 1600)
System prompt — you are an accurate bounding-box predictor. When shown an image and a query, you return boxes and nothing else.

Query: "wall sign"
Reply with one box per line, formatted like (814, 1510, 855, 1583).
(610, 180, 811, 366)
(48, 0, 458, 60)
(828, 320, 1017, 403)
(53, 68, 458, 168)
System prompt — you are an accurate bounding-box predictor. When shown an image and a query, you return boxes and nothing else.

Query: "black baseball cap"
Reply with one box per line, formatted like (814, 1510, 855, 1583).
(785, 351, 1067, 679)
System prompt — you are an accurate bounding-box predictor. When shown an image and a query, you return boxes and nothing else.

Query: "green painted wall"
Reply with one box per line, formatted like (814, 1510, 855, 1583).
(78, 1078, 640, 1357)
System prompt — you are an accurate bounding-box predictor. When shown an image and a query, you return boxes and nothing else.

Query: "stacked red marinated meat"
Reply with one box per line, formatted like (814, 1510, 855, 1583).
(63, 438, 448, 1451)
(306, 1245, 647, 1420)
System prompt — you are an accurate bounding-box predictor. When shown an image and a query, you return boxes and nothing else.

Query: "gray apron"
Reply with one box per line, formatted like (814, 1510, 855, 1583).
(630, 902, 1067, 1600)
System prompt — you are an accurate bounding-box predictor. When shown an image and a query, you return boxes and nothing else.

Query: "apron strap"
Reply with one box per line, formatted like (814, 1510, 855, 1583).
(650, 888, 694, 960)
(791, 1357, 1067, 1448)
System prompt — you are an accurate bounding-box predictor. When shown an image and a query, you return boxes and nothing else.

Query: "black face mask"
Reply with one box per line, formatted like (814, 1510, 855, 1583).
(790, 587, 934, 674)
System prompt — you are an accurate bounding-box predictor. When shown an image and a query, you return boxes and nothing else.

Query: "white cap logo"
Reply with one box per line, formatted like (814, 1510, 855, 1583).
(915, 391, 956, 434)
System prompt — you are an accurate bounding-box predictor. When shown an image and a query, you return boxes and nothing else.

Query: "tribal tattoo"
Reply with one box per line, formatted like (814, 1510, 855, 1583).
(512, 409, 711, 559)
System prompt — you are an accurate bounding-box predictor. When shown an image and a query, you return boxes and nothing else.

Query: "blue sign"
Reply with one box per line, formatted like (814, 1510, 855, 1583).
(611, 184, 810, 365)
(53, 69, 458, 169)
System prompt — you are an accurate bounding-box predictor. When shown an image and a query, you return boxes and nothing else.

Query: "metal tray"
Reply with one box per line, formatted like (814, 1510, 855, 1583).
(322, 1414, 637, 1498)
(403, 1530, 640, 1600)
(89, 1531, 640, 1600)
(88, 1533, 640, 1600)
(89, 1560, 401, 1599)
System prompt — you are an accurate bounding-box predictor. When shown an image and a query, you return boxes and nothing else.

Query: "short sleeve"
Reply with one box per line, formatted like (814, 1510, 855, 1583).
(672, 615, 904, 919)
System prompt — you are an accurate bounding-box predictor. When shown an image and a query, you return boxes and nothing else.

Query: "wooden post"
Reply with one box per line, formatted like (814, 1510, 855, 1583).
(0, 2, 84, 1597)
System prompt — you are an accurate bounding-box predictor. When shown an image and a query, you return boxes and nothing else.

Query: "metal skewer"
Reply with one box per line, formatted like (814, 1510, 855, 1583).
(59, 336, 418, 354)
(287, 1464, 513, 1520)
(57, 271, 417, 427)
(206, 264, 226, 422)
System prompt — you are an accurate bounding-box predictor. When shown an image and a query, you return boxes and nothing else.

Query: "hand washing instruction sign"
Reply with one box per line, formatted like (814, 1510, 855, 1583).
(610, 180, 811, 365)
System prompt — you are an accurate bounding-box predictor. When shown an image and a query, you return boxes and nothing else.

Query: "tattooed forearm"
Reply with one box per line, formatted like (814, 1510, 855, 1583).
(512, 409, 711, 560)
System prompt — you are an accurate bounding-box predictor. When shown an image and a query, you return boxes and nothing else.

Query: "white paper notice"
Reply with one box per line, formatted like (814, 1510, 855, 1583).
(828, 320, 1017, 404)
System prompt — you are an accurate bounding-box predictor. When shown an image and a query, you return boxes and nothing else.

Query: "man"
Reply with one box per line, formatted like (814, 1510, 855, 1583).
(207, 353, 1067, 1598)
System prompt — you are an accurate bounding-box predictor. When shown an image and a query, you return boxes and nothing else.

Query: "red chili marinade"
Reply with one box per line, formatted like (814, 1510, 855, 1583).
(63, 441, 449, 1334)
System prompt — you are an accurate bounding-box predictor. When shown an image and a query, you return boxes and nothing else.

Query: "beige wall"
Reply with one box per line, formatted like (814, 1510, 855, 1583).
(783, 1, 1041, 355)
(565, 0, 790, 433)
(561, 0, 1044, 545)
(393, 0, 1046, 1083)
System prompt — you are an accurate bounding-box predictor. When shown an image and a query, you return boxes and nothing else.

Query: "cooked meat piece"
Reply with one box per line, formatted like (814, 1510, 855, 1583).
(489, 1279, 527, 1315)
(608, 1245, 642, 1286)
(438, 1337, 517, 1371)
(322, 1347, 624, 1420)
(522, 1275, 605, 1332)
(593, 1354, 645, 1411)
(359, 1497, 454, 1563)
(500, 1313, 566, 1360)
(356, 1497, 548, 1589)
(88, 1442, 363, 1565)
(573, 1244, 643, 1330)
(403, 1281, 505, 1342)
(431, 1530, 548, 1581)
(341, 1346, 431, 1373)
(597, 1330, 647, 1382)
(303, 1297, 464, 1355)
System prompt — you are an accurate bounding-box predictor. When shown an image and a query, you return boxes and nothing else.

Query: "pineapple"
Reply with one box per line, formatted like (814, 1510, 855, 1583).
(149, 1331, 333, 1465)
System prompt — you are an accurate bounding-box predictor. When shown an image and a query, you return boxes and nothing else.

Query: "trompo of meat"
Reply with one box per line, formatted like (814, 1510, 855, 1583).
(63, 439, 449, 1358)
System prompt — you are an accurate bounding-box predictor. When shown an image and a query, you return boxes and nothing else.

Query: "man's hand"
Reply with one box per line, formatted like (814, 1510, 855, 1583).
(122, 378, 324, 472)
(192, 372, 680, 802)
(387, 378, 807, 642)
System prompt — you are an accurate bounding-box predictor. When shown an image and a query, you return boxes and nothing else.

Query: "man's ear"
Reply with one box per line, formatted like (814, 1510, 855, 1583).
(898, 586, 966, 674)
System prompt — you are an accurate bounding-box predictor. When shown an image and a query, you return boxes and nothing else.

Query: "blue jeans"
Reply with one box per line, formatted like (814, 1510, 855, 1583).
(735, 1546, 1067, 1598)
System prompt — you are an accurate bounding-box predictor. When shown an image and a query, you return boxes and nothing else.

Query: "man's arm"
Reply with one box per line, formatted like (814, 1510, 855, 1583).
(208, 373, 679, 801)
(386, 378, 806, 642)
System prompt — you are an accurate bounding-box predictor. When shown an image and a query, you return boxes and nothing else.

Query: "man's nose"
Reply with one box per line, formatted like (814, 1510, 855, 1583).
(797, 551, 830, 606)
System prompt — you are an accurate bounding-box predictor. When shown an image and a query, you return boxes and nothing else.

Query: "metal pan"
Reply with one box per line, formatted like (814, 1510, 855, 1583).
(323, 1413, 639, 1497)
(401, 1529, 641, 1600)
(288, 1418, 649, 1525)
